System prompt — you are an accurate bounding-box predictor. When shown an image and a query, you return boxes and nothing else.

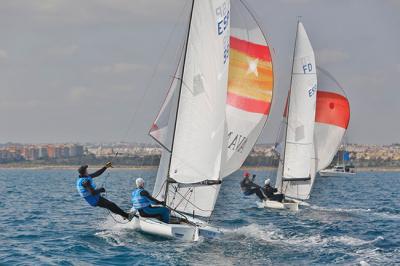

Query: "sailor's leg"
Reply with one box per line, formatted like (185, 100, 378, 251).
(272, 194, 284, 202)
(142, 206, 170, 223)
(254, 188, 266, 200)
(97, 197, 129, 219)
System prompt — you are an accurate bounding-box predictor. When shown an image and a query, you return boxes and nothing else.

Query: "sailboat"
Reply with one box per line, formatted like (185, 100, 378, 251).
(131, 0, 231, 241)
(131, 0, 274, 241)
(261, 21, 317, 211)
(319, 149, 355, 177)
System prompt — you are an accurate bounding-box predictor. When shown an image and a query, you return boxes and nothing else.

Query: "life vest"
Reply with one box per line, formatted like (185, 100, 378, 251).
(76, 176, 96, 197)
(131, 188, 153, 210)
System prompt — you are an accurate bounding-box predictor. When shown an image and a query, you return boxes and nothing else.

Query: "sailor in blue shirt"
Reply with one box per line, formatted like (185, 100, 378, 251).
(131, 178, 170, 223)
(76, 162, 132, 220)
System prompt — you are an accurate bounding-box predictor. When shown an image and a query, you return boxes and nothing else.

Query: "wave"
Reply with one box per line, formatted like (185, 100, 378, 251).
(224, 223, 384, 248)
(309, 205, 400, 220)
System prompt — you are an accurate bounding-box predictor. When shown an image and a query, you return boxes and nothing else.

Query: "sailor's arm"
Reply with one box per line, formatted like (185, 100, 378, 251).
(141, 190, 164, 205)
(82, 181, 105, 195)
(89, 162, 113, 178)
(89, 167, 107, 178)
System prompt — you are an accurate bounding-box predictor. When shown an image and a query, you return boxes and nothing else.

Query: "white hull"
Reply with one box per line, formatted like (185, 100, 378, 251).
(257, 199, 300, 211)
(319, 169, 356, 177)
(131, 215, 221, 241)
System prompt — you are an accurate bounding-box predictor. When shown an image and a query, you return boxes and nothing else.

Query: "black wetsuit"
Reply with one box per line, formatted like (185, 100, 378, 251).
(240, 177, 265, 200)
(263, 184, 284, 202)
(80, 167, 129, 219)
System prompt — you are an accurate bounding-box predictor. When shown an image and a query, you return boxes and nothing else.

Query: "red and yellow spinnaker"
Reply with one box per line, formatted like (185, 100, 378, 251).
(227, 36, 273, 114)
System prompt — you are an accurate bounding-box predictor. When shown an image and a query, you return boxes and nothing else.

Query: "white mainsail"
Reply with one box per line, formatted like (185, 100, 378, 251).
(151, 0, 231, 218)
(221, 0, 274, 178)
(276, 21, 317, 200)
(314, 67, 350, 172)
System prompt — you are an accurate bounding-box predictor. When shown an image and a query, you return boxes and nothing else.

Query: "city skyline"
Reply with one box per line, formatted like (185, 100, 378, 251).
(0, 1, 399, 144)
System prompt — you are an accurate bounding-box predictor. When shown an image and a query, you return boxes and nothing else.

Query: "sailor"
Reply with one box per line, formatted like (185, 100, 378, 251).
(76, 162, 132, 220)
(263, 178, 284, 202)
(240, 171, 266, 200)
(131, 178, 170, 223)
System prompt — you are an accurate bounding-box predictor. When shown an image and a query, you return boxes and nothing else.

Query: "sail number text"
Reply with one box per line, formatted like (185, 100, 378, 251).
(227, 131, 247, 153)
(302, 63, 313, 74)
(216, 2, 230, 36)
(308, 84, 317, 97)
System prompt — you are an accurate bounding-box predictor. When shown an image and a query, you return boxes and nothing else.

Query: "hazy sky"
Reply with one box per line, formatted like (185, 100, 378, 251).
(0, 0, 399, 144)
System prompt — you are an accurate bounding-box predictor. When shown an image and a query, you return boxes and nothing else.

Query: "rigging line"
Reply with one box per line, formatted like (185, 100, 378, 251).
(101, 172, 130, 224)
(280, 20, 300, 189)
(119, 1, 191, 143)
(165, 0, 195, 202)
(172, 189, 214, 213)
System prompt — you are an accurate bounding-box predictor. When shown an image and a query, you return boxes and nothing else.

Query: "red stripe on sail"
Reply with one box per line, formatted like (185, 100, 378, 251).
(227, 92, 271, 115)
(230, 36, 271, 62)
(315, 91, 350, 129)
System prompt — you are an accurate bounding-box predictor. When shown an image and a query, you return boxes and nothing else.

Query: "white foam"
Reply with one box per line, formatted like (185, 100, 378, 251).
(309, 204, 371, 214)
(95, 215, 137, 246)
(225, 223, 384, 249)
(331, 236, 384, 246)
(309, 205, 400, 220)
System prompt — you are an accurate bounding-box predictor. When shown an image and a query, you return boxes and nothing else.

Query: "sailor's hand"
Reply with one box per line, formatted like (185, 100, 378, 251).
(104, 162, 113, 168)
(160, 201, 166, 206)
(99, 187, 106, 193)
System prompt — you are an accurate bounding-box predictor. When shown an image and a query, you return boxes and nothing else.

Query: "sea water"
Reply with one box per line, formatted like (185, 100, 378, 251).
(0, 169, 399, 265)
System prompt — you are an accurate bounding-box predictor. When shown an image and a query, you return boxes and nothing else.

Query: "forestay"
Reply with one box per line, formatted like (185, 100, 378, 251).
(221, 0, 274, 178)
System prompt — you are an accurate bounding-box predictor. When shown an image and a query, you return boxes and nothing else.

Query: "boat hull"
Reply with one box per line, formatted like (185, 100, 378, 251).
(258, 199, 300, 211)
(132, 216, 221, 241)
(319, 170, 356, 177)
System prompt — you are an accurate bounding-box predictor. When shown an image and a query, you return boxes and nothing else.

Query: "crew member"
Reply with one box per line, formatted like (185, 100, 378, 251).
(76, 163, 132, 220)
(263, 178, 284, 202)
(240, 171, 265, 200)
(131, 178, 170, 223)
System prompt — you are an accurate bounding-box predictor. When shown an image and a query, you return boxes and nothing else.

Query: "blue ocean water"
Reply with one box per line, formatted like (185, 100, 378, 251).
(0, 168, 399, 265)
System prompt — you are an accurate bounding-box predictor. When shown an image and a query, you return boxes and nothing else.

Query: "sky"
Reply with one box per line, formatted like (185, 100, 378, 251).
(0, 0, 399, 145)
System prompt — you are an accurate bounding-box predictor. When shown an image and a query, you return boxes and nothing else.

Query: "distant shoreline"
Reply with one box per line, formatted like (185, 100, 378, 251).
(1, 164, 400, 172)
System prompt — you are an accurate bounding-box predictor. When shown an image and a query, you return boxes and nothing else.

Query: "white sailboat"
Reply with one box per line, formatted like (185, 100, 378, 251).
(132, 0, 231, 241)
(261, 21, 317, 211)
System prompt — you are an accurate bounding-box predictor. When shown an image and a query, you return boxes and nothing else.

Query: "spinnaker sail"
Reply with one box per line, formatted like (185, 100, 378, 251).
(221, 0, 274, 177)
(314, 67, 350, 172)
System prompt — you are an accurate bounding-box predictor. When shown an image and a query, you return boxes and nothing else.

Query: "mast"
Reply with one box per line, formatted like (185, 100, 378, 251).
(280, 19, 300, 190)
(164, 0, 195, 202)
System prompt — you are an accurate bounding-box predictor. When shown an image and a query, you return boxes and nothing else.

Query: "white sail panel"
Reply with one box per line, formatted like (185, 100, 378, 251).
(149, 53, 184, 151)
(283, 22, 317, 181)
(281, 142, 317, 200)
(221, 0, 274, 178)
(168, 0, 231, 217)
(152, 148, 170, 201)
